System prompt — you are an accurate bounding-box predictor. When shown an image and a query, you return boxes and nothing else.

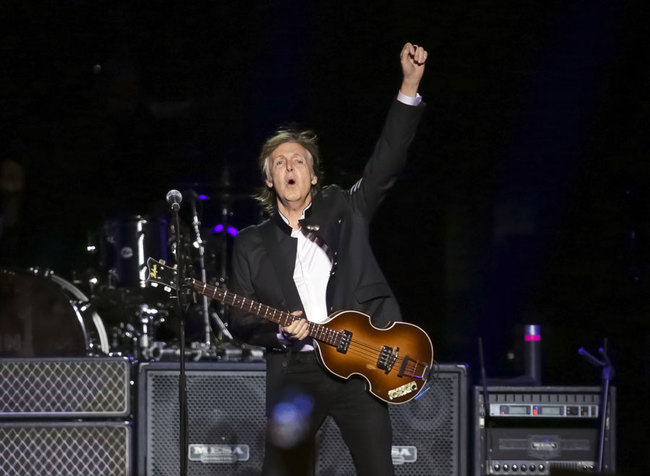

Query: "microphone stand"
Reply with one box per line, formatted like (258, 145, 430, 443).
(578, 341, 615, 473)
(168, 191, 189, 476)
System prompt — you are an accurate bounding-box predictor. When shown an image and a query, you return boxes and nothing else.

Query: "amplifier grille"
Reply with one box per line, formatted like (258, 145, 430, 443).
(0, 358, 130, 417)
(138, 362, 267, 476)
(0, 422, 131, 476)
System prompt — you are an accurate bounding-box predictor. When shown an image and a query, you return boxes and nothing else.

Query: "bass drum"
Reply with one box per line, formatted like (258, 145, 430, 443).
(0, 268, 109, 357)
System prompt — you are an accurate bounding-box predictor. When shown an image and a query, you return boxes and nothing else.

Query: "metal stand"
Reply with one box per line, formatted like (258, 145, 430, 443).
(578, 341, 615, 473)
(167, 189, 188, 476)
(187, 190, 232, 343)
(188, 192, 213, 346)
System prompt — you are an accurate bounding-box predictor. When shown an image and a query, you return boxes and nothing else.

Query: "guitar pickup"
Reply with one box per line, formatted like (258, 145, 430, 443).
(337, 330, 352, 353)
(377, 345, 399, 373)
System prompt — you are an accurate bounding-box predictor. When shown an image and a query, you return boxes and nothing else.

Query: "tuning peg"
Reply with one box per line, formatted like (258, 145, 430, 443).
(173, 264, 178, 270)
(150, 282, 159, 288)
(159, 259, 166, 265)
(164, 286, 172, 293)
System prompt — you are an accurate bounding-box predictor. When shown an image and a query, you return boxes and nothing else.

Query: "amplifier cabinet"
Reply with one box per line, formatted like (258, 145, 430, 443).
(137, 361, 267, 476)
(317, 363, 469, 476)
(0, 421, 132, 475)
(138, 361, 469, 476)
(472, 386, 616, 475)
(0, 357, 131, 418)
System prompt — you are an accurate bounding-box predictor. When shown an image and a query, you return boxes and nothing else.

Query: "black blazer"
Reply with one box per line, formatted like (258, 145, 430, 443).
(229, 98, 425, 350)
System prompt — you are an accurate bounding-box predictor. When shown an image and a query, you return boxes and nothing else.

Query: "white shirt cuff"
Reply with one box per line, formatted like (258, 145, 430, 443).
(397, 91, 422, 106)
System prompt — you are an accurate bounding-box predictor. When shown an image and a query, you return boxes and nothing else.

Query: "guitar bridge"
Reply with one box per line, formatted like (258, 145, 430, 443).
(337, 330, 352, 353)
(398, 354, 431, 380)
(377, 346, 399, 373)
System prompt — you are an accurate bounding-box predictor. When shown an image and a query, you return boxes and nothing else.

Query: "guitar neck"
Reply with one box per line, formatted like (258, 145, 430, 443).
(189, 278, 341, 347)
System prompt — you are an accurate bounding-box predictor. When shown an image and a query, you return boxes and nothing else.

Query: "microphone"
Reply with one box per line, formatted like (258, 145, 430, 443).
(166, 189, 183, 211)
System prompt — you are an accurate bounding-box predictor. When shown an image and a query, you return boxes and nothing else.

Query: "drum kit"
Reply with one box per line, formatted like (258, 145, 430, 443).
(0, 184, 261, 362)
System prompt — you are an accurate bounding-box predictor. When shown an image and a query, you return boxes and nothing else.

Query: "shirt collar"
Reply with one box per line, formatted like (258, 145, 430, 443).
(274, 203, 313, 235)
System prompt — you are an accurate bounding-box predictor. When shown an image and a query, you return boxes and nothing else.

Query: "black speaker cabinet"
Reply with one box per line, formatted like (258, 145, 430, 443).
(137, 361, 267, 476)
(138, 361, 467, 476)
(472, 386, 616, 475)
(0, 421, 132, 475)
(316, 363, 469, 476)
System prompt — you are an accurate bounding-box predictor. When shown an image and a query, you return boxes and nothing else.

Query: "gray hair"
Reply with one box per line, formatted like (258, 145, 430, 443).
(255, 128, 322, 211)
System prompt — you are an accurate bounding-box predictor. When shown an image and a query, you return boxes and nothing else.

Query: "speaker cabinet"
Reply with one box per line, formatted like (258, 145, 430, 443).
(137, 361, 468, 475)
(472, 386, 616, 475)
(0, 357, 130, 418)
(137, 361, 267, 476)
(316, 363, 469, 476)
(0, 421, 132, 475)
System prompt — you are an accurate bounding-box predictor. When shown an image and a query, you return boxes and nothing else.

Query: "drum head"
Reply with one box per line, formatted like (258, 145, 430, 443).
(0, 269, 107, 357)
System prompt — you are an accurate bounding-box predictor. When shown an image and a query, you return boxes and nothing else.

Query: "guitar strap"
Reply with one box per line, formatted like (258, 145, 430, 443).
(258, 218, 305, 316)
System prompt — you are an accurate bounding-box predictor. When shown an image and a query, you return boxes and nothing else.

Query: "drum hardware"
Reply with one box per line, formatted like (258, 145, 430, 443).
(135, 304, 166, 360)
(146, 341, 209, 362)
(112, 303, 171, 361)
(136, 304, 160, 350)
(188, 190, 215, 347)
(71, 268, 101, 300)
(108, 322, 138, 358)
(185, 190, 233, 344)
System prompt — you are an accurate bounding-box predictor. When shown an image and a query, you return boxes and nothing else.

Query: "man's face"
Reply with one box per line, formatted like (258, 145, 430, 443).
(266, 142, 317, 207)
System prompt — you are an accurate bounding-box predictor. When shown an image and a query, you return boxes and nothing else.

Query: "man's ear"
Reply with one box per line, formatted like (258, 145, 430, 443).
(311, 175, 318, 185)
(265, 178, 274, 188)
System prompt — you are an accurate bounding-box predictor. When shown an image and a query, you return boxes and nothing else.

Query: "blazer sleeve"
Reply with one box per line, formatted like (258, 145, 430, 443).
(348, 98, 425, 220)
(228, 227, 284, 349)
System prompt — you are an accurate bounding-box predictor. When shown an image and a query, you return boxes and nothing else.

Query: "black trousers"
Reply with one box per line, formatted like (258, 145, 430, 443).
(263, 351, 394, 476)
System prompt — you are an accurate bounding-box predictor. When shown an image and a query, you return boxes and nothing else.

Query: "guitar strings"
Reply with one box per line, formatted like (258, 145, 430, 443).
(345, 344, 423, 378)
(339, 339, 429, 378)
(195, 281, 430, 377)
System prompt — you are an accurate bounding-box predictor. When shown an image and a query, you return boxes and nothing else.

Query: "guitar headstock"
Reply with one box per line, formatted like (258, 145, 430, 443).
(145, 257, 178, 292)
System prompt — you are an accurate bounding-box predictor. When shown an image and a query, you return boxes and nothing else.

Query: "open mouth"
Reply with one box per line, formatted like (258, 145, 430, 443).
(287, 179, 296, 185)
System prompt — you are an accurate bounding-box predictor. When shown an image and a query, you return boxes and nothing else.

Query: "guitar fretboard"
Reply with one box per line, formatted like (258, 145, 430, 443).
(190, 278, 342, 347)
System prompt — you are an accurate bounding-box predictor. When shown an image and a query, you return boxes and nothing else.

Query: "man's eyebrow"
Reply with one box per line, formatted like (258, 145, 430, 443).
(273, 153, 303, 160)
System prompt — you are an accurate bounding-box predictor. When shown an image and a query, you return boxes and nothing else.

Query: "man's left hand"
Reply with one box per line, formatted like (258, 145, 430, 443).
(400, 42, 428, 97)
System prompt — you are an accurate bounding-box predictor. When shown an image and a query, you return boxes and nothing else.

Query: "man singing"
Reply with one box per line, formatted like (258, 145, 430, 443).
(229, 42, 427, 476)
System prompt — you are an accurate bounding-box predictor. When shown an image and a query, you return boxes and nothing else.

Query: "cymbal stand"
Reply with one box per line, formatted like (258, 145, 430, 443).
(189, 192, 212, 346)
(189, 191, 232, 343)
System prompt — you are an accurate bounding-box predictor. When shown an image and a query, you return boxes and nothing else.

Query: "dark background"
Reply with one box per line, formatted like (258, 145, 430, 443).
(2, 1, 648, 473)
